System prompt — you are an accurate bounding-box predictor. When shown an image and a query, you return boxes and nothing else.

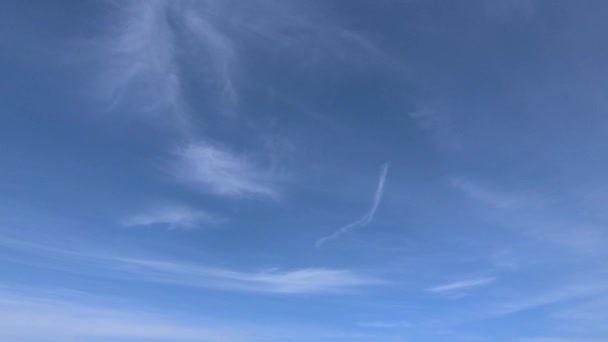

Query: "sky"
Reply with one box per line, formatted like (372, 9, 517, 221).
(1, 1, 608, 341)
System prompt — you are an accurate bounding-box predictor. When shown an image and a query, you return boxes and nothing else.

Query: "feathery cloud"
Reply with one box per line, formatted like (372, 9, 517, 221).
(426, 277, 496, 293)
(0, 238, 379, 295)
(0, 287, 372, 341)
(109, 257, 380, 294)
(171, 141, 280, 199)
(94, 0, 394, 126)
(316, 163, 389, 247)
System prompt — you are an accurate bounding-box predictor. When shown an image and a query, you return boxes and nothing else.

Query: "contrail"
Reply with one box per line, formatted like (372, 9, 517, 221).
(315, 163, 389, 248)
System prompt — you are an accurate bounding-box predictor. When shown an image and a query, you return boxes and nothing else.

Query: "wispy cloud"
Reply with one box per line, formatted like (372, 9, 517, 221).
(96, 1, 189, 126)
(451, 178, 608, 254)
(0, 238, 380, 295)
(426, 277, 496, 293)
(122, 205, 218, 229)
(492, 283, 606, 316)
(0, 289, 239, 341)
(0, 287, 374, 341)
(450, 178, 545, 211)
(93, 0, 394, 125)
(316, 163, 390, 247)
(171, 141, 280, 199)
(108, 257, 381, 294)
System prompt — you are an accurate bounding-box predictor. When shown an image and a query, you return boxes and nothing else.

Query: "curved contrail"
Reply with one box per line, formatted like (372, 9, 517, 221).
(315, 163, 389, 248)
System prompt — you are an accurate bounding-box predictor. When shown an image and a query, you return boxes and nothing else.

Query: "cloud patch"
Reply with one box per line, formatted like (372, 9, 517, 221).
(171, 141, 280, 199)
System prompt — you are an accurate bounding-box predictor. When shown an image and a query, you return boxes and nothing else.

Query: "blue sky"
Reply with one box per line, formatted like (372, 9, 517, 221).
(1, 1, 608, 341)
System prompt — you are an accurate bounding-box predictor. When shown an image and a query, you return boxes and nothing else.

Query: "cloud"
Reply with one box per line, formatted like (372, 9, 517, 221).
(96, 1, 189, 126)
(0, 238, 380, 295)
(316, 163, 390, 247)
(94, 0, 395, 126)
(171, 141, 280, 199)
(451, 178, 608, 254)
(450, 178, 545, 211)
(0, 287, 374, 341)
(95, 0, 239, 126)
(426, 277, 496, 293)
(492, 283, 606, 316)
(0, 289, 239, 341)
(357, 321, 412, 329)
(122, 205, 218, 229)
(107, 257, 381, 294)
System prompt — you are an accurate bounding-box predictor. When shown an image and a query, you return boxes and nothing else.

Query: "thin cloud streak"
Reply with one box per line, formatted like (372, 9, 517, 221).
(316, 163, 389, 248)
(0, 287, 372, 341)
(122, 205, 218, 229)
(426, 277, 496, 293)
(109, 257, 381, 294)
(0, 238, 379, 295)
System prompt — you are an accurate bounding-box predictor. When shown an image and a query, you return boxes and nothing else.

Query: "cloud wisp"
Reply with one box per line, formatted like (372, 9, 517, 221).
(122, 205, 218, 229)
(170, 141, 280, 199)
(450, 178, 545, 211)
(108, 257, 380, 294)
(95, 0, 237, 127)
(316, 163, 390, 248)
(0, 238, 379, 295)
(426, 277, 496, 294)
(0, 289, 238, 342)
(93, 0, 395, 127)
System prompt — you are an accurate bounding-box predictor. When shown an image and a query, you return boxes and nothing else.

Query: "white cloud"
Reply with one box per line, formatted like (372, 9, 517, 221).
(94, 0, 394, 125)
(171, 141, 280, 199)
(105, 257, 380, 294)
(123, 205, 218, 229)
(0, 238, 379, 295)
(451, 178, 608, 254)
(450, 178, 545, 211)
(97, 1, 189, 125)
(492, 283, 606, 316)
(0, 290, 239, 341)
(0, 287, 375, 341)
(427, 277, 496, 293)
(316, 163, 389, 247)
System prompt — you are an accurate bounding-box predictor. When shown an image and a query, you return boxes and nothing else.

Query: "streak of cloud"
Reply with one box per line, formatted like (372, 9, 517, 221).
(122, 205, 218, 229)
(0, 287, 373, 341)
(0, 238, 381, 295)
(426, 277, 496, 293)
(315, 163, 389, 248)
